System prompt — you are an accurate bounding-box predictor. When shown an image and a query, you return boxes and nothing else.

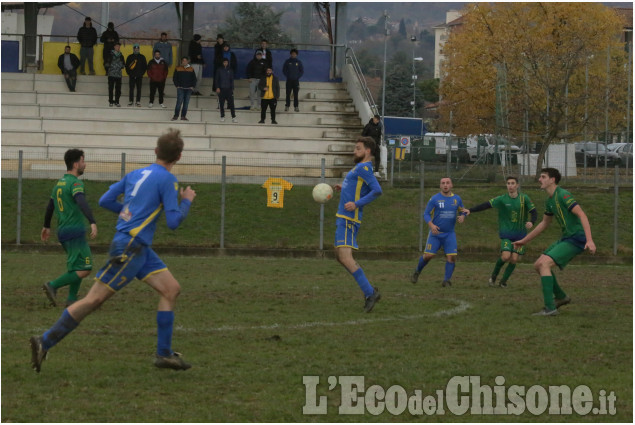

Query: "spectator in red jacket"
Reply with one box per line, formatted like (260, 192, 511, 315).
(147, 49, 169, 108)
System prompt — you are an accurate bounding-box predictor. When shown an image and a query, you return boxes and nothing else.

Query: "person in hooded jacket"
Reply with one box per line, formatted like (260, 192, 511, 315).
(147, 49, 169, 108)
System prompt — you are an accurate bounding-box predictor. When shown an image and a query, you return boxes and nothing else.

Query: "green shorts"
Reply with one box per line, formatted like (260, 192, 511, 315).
(61, 237, 93, 272)
(543, 239, 584, 270)
(501, 238, 525, 255)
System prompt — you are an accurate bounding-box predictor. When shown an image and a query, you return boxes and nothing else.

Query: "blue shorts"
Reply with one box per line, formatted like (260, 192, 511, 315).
(424, 232, 458, 256)
(334, 217, 360, 249)
(95, 233, 167, 292)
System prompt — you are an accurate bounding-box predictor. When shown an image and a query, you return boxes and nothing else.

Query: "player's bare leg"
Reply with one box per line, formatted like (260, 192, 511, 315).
(145, 270, 190, 369)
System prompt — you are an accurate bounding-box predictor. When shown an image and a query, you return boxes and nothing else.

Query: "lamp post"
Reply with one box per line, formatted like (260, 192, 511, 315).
(411, 35, 423, 118)
(381, 10, 389, 122)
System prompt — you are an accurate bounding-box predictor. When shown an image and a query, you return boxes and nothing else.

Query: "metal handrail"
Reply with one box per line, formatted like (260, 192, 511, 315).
(344, 46, 379, 116)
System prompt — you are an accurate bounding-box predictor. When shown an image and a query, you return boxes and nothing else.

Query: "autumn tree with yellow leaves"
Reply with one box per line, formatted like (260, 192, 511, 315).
(439, 3, 630, 177)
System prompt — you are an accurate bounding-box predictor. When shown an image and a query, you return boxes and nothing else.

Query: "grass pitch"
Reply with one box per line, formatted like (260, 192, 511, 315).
(1, 252, 632, 422)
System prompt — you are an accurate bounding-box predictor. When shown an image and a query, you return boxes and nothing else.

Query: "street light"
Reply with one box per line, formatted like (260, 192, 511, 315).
(411, 35, 423, 118)
(381, 10, 389, 122)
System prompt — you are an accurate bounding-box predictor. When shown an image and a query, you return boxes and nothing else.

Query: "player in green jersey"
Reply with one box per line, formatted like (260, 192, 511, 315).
(464, 176, 537, 287)
(41, 149, 98, 307)
(513, 168, 596, 316)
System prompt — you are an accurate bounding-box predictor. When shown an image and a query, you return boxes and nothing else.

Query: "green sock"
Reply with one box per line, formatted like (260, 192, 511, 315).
(492, 258, 505, 279)
(540, 275, 556, 310)
(67, 276, 83, 302)
(552, 272, 567, 300)
(50, 271, 82, 290)
(500, 263, 516, 284)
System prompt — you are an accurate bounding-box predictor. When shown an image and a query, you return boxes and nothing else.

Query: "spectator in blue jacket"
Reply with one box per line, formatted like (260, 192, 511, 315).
(215, 57, 237, 123)
(282, 49, 304, 112)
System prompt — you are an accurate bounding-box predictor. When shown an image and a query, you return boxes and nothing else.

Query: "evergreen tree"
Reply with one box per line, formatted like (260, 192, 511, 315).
(398, 18, 407, 38)
(218, 3, 293, 46)
(383, 51, 421, 117)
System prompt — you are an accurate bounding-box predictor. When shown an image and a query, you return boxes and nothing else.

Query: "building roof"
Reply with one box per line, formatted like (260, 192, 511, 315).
(614, 8, 633, 30)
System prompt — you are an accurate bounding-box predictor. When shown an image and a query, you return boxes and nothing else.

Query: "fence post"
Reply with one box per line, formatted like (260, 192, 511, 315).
(419, 161, 425, 252)
(16, 150, 23, 245)
(390, 145, 395, 188)
(220, 156, 226, 249)
(613, 165, 619, 256)
(121, 152, 126, 179)
(319, 158, 325, 251)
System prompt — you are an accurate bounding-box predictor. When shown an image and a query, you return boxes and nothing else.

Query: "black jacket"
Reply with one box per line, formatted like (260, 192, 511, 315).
(100, 29, 119, 59)
(362, 119, 382, 144)
(77, 25, 97, 48)
(282, 57, 304, 81)
(214, 43, 225, 69)
(189, 40, 204, 65)
(258, 74, 280, 99)
(255, 48, 273, 69)
(125, 53, 148, 78)
(247, 57, 267, 79)
(58, 53, 80, 73)
(215, 66, 234, 90)
(173, 65, 197, 88)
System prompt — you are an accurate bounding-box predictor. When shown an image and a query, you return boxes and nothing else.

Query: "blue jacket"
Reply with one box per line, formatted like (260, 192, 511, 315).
(283, 57, 304, 81)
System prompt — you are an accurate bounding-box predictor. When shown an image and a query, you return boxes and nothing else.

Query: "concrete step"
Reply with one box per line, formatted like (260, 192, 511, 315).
(323, 130, 362, 139)
(2, 129, 355, 154)
(319, 116, 361, 126)
(307, 91, 350, 100)
(29, 104, 358, 128)
(2, 104, 40, 117)
(314, 104, 356, 113)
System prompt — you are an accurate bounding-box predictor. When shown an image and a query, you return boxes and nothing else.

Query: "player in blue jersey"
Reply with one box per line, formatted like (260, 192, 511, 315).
(30, 129, 197, 372)
(411, 177, 466, 287)
(334, 136, 383, 312)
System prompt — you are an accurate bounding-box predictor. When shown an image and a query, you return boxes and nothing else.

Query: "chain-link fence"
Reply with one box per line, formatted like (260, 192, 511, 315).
(384, 143, 633, 188)
(2, 147, 631, 257)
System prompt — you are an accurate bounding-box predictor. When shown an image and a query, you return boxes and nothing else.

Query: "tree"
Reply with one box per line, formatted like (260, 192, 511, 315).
(398, 18, 407, 38)
(439, 3, 630, 178)
(418, 78, 439, 103)
(382, 51, 424, 117)
(218, 3, 293, 46)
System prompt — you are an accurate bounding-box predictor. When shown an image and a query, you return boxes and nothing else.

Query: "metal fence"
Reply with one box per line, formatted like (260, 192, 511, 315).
(2, 148, 631, 257)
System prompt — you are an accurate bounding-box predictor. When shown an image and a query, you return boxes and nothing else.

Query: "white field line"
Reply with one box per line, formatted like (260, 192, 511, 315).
(13, 299, 471, 335)
(177, 298, 472, 333)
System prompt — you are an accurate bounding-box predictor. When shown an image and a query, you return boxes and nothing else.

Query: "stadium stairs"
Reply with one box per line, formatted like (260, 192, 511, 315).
(1, 72, 362, 184)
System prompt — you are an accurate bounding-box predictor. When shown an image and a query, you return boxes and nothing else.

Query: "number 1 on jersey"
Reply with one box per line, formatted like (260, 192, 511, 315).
(131, 170, 152, 196)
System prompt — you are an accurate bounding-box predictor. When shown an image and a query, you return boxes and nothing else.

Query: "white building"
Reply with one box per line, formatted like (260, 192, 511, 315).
(432, 10, 463, 79)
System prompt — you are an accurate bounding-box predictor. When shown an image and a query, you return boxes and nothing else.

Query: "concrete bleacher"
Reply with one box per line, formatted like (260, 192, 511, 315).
(1, 72, 362, 182)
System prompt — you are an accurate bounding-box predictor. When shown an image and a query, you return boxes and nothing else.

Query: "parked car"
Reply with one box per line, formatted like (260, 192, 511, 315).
(574, 142, 620, 167)
(608, 143, 633, 167)
(466, 134, 521, 164)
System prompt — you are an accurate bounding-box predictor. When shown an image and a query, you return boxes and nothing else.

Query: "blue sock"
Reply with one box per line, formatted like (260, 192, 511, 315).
(444, 261, 456, 281)
(42, 309, 79, 350)
(416, 256, 429, 273)
(156, 311, 174, 356)
(351, 268, 374, 298)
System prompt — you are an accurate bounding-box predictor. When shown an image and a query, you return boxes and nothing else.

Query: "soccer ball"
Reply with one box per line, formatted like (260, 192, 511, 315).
(312, 183, 333, 204)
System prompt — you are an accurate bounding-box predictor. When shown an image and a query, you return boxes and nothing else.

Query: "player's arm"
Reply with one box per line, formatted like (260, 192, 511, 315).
(74, 192, 98, 239)
(99, 179, 126, 213)
(163, 180, 196, 230)
(571, 205, 596, 254)
(423, 198, 440, 234)
(41, 198, 54, 241)
(464, 201, 492, 216)
(351, 176, 382, 209)
(513, 213, 553, 248)
(526, 207, 537, 229)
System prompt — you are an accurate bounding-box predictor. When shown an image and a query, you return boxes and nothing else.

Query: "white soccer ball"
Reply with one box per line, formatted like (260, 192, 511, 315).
(312, 183, 333, 204)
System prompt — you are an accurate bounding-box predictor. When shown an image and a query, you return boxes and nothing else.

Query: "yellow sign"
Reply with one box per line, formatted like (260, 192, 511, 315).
(395, 147, 406, 160)
(262, 178, 293, 208)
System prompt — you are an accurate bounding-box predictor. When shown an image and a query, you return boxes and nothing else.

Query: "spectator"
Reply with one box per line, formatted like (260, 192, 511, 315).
(255, 39, 273, 69)
(107, 42, 124, 107)
(188, 34, 204, 95)
(362, 114, 383, 174)
(258, 67, 279, 125)
(57, 46, 80, 92)
(153, 32, 173, 67)
(222, 43, 237, 74)
(282, 49, 304, 112)
(215, 57, 237, 123)
(100, 22, 119, 73)
(172, 56, 197, 121)
(125, 43, 148, 107)
(212, 34, 225, 93)
(147, 49, 169, 108)
(76, 17, 97, 75)
(246, 51, 267, 110)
